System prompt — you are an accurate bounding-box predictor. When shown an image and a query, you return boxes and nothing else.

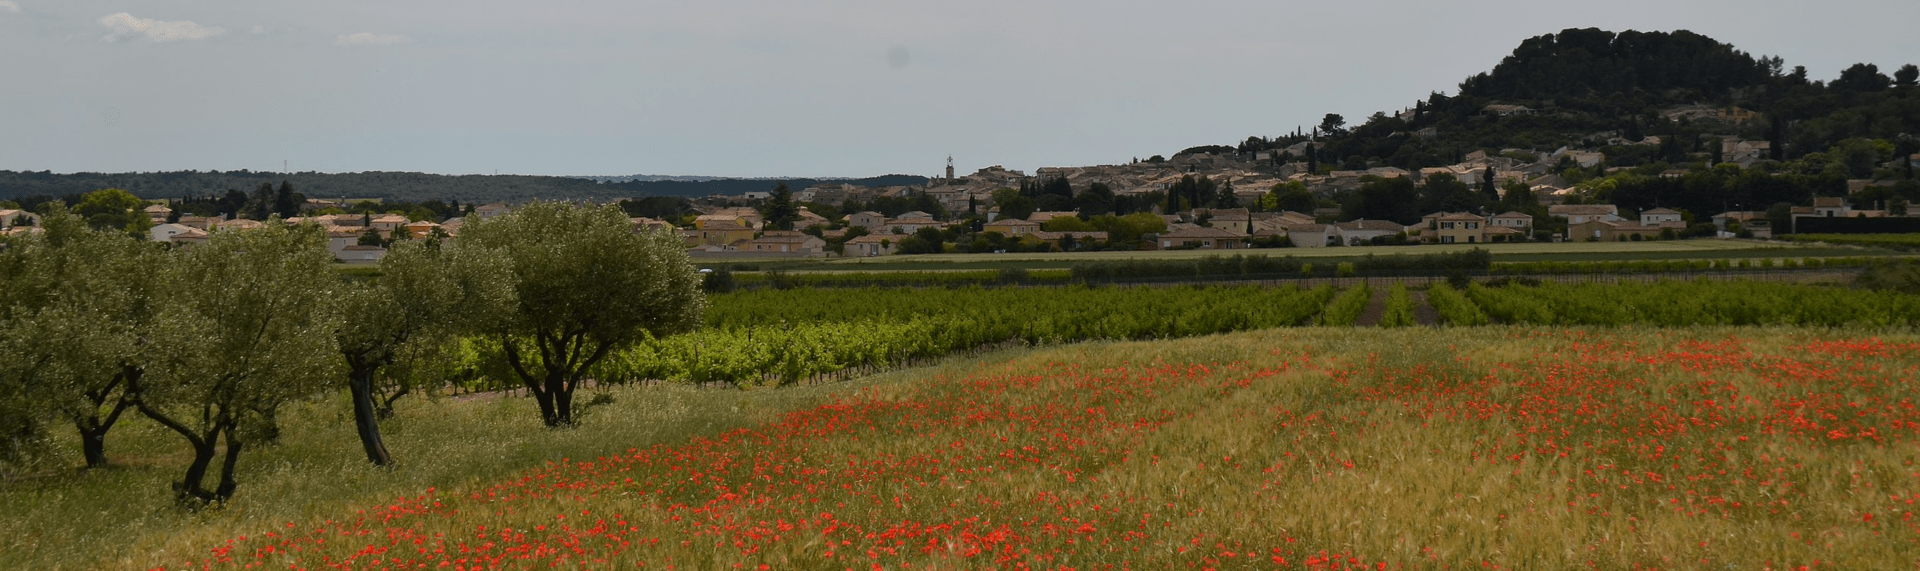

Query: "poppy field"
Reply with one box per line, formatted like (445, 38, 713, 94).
(85, 326, 1919, 571)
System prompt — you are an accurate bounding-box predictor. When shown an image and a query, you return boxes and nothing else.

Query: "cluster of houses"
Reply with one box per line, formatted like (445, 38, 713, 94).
(1711, 196, 1914, 238)
(118, 201, 516, 263)
(13, 185, 1874, 263)
(8, 129, 1912, 260)
(660, 199, 1716, 257)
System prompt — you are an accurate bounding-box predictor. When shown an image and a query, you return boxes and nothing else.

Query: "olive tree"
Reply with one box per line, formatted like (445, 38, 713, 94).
(136, 223, 341, 504)
(0, 208, 160, 469)
(336, 239, 509, 466)
(458, 202, 704, 427)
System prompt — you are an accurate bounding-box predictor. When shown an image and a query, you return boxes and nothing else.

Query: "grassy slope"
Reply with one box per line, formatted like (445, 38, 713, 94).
(5, 327, 1918, 570)
(0, 384, 849, 570)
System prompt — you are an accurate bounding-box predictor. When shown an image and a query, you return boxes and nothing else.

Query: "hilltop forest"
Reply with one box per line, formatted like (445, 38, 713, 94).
(1236, 28, 1918, 171)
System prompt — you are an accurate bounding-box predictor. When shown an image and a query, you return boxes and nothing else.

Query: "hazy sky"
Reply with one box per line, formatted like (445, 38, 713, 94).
(2, 1, 1914, 178)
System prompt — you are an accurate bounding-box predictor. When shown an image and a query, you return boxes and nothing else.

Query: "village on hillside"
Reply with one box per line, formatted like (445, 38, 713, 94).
(6, 118, 1916, 263)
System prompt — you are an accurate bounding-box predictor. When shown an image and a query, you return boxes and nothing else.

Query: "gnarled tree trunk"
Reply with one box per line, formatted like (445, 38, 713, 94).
(348, 362, 393, 466)
(135, 400, 241, 505)
(74, 366, 137, 469)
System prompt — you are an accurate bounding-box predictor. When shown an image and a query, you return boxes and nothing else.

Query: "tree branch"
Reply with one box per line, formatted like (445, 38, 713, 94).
(500, 335, 542, 394)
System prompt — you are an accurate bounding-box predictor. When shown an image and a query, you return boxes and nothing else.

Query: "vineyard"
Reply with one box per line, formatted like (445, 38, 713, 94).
(460, 279, 1920, 390)
(587, 285, 1338, 387)
(698, 255, 1896, 292)
(1460, 280, 1920, 326)
(1488, 255, 1883, 275)
(724, 268, 1074, 289)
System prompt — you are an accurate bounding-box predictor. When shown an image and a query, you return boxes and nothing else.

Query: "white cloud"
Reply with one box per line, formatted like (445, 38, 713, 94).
(335, 32, 409, 47)
(97, 12, 224, 42)
(0, 1, 20, 13)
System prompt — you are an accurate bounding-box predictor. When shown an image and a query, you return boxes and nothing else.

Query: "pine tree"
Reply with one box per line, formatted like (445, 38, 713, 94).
(248, 183, 274, 220)
(1216, 180, 1237, 209)
(274, 181, 298, 219)
(762, 182, 798, 231)
(1768, 115, 1786, 161)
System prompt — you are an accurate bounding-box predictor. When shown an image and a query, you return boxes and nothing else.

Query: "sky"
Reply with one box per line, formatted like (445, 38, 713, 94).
(2, 1, 1915, 179)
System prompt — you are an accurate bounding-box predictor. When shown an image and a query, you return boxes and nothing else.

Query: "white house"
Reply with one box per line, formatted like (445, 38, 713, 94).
(149, 223, 195, 242)
(1548, 204, 1622, 225)
(1489, 211, 1533, 230)
(0, 209, 42, 229)
(1282, 223, 1335, 248)
(848, 211, 888, 231)
(1640, 208, 1685, 228)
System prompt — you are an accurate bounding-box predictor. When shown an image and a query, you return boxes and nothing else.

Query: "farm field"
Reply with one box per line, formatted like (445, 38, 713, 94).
(574, 280, 1920, 388)
(1790, 233, 1920, 250)
(688, 245, 1910, 277)
(4, 327, 1917, 570)
(784, 239, 1900, 271)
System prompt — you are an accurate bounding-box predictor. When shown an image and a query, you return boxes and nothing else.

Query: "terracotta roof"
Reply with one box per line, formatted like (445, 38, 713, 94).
(1026, 211, 1078, 223)
(1549, 205, 1619, 216)
(1161, 226, 1246, 239)
(1336, 220, 1404, 231)
(752, 234, 820, 244)
(1054, 231, 1109, 240)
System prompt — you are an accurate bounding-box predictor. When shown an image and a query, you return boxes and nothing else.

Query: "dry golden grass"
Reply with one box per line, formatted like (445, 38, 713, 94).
(3, 327, 1917, 570)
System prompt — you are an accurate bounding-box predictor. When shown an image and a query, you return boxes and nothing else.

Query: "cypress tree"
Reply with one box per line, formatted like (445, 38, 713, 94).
(274, 181, 298, 218)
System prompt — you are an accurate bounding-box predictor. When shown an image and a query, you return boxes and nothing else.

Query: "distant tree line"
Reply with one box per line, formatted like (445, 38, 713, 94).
(0, 170, 929, 205)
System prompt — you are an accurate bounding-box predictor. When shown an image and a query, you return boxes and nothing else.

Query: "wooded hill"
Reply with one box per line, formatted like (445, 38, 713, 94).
(1234, 28, 1919, 171)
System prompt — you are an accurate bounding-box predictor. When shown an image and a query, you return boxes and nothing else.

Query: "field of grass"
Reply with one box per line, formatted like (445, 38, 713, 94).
(702, 240, 1903, 274)
(6, 327, 1916, 570)
(1790, 233, 1920, 250)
